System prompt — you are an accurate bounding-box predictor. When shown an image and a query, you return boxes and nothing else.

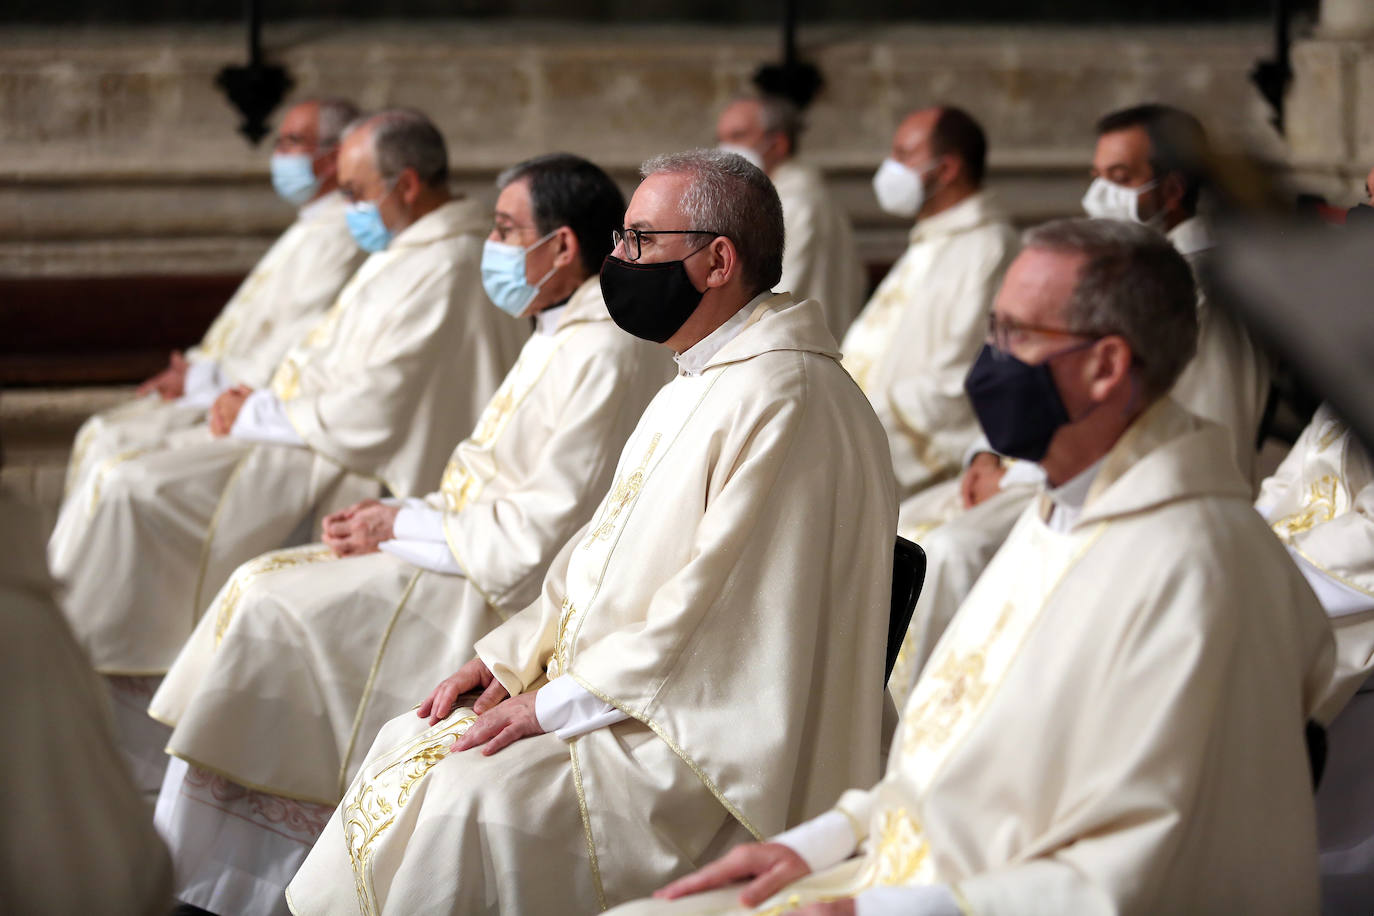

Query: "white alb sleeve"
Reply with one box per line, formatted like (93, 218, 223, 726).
(179, 358, 230, 409)
(854, 884, 963, 916)
(393, 502, 448, 543)
(534, 675, 629, 739)
(229, 390, 306, 446)
(377, 539, 464, 575)
(771, 809, 859, 872)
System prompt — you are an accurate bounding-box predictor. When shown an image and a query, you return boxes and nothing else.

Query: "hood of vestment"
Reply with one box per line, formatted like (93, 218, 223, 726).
(701, 292, 841, 372)
(388, 196, 488, 250)
(1050, 398, 1253, 529)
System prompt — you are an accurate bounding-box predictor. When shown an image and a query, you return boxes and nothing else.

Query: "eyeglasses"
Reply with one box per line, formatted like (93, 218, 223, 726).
(612, 228, 723, 262)
(986, 311, 1101, 355)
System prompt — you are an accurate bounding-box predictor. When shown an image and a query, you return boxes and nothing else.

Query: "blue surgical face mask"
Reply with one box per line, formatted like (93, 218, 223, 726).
(270, 152, 321, 206)
(346, 187, 396, 253)
(480, 230, 559, 317)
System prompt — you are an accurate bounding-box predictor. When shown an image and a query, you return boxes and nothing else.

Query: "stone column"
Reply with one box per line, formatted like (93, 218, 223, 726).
(1285, 0, 1374, 199)
(1320, 0, 1374, 38)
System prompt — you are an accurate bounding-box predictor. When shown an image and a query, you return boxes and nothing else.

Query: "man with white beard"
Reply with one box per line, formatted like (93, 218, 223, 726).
(64, 97, 364, 496)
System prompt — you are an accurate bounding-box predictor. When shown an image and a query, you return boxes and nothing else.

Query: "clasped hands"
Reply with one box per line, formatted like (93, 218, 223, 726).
(417, 657, 544, 756)
(138, 350, 189, 401)
(208, 384, 253, 437)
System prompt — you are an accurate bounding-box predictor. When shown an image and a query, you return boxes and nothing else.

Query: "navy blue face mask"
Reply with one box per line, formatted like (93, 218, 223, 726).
(963, 341, 1096, 462)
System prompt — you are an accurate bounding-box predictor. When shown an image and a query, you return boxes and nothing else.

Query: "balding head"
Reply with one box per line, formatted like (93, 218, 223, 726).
(715, 92, 802, 173)
(338, 108, 452, 240)
(272, 98, 359, 204)
(887, 105, 986, 218)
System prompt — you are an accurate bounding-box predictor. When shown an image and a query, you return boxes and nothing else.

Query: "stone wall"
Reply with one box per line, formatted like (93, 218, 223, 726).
(2, 21, 1293, 276)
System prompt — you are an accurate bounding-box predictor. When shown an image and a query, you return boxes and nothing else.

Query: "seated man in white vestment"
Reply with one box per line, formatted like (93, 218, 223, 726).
(841, 106, 1019, 502)
(46, 108, 527, 795)
(716, 92, 865, 338)
(286, 149, 899, 915)
(63, 97, 365, 498)
(888, 104, 1276, 706)
(617, 218, 1334, 916)
(0, 486, 171, 915)
(143, 153, 671, 916)
(1255, 402, 1374, 913)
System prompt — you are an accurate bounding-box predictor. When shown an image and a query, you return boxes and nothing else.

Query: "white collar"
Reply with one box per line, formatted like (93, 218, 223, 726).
(1046, 456, 1105, 534)
(1167, 216, 1212, 258)
(534, 301, 568, 337)
(672, 294, 761, 376)
(298, 189, 341, 222)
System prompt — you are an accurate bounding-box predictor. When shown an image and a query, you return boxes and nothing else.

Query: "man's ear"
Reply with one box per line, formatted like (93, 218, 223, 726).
(316, 149, 339, 183)
(703, 236, 738, 289)
(552, 226, 579, 271)
(1159, 172, 1187, 215)
(396, 168, 423, 208)
(1087, 335, 1134, 401)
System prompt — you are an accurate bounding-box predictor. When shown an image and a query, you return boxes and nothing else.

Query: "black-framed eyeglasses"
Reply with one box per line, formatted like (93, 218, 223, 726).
(612, 228, 723, 262)
(986, 311, 1101, 355)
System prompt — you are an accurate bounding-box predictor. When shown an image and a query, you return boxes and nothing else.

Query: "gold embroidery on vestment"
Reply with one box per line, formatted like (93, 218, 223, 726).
(342, 714, 477, 915)
(903, 601, 1014, 756)
(1272, 474, 1340, 539)
(583, 432, 661, 547)
(211, 546, 336, 647)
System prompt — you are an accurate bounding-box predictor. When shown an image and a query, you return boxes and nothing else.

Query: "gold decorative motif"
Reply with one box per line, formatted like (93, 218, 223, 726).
(1272, 474, 1340, 540)
(270, 358, 302, 403)
(211, 546, 335, 646)
(1317, 417, 1348, 452)
(583, 433, 661, 547)
(861, 807, 932, 887)
(547, 596, 578, 677)
(903, 601, 1014, 757)
(343, 714, 477, 915)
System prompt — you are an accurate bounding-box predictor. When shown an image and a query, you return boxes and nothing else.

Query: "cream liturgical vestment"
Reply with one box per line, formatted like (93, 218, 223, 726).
(287, 293, 898, 915)
(840, 192, 1018, 500)
(49, 197, 527, 677)
(613, 400, 1335, 916)
(64, 192, 363, 496)
(1256, 404, 1374, 914)
(0, 489, 172, 915)
(770, 159, 866, 338)
(149, 277, 669, 806)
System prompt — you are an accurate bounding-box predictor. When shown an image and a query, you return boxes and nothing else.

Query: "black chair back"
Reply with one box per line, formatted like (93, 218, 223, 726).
(886, 536, 927, 682)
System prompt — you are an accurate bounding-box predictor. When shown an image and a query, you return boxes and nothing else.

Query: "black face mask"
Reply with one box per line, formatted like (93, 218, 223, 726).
(599, 254, 706, 344)
(963, 342, 1086, 462)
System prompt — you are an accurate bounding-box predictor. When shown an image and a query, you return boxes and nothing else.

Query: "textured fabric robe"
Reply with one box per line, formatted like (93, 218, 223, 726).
(1257, 404, 1374, 913)
(613, 399, 1334, 916)
(771, 159, 866, 339)
(149, 278, 670, 805)
(887, 218, 1271, 707)
(63, 192, 363, 496)
(286, 294, 898, 915)
(840, 192, 1019, 500)
(48, 197, 527, 675)
(0, 489, 172, 915)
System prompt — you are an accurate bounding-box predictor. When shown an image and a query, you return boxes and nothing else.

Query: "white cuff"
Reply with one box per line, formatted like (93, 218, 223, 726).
(179, 359, 229, 409)
(1287, 547, 1374, 618)
(229, 390, 305, 446)
(999, 458, 1047, 489)
(772, 810, 858, 872)
(960, 434, 995, 470)
(855, 884, 962, 916)
(534, 675, 628, 740)
(377, 539, 464, 575)
(393, 502, 447, 543)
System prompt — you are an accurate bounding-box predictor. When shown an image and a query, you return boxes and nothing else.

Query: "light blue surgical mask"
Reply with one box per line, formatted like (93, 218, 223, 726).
(346, 190, 395, 253)
(480, 230, 559, 317)
(270, 152, 321, 206)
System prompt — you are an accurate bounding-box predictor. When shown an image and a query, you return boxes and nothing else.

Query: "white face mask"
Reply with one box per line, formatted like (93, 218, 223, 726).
(1081, 176, 1161, 226)
(873, 157, 936, 219)
(717, 143, 765, 172)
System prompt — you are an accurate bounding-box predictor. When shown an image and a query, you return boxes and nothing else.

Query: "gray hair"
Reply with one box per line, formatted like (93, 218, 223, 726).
(311, 97, 361, 149)
(344, 108, 450, 189)
(736, 91, 805, 154)
(1023, 217, 1198, 400)
(640, 148, 784, 297)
